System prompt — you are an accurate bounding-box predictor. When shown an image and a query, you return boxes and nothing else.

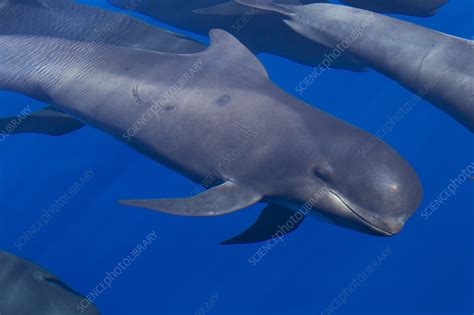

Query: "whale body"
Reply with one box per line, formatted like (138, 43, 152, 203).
(0, 30, 422, 242)
(0, 251, 100, 315)
(237, 0, 474, 132)
(340, 0, 449, 16)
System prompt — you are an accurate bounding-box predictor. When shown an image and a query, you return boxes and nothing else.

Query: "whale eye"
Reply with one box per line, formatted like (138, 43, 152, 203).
(313, 165, 333, 181)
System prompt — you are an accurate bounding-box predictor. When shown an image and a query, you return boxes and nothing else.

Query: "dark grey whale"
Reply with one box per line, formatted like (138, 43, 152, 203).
(106, 0, 367, 70)
(0, 30, 422, 242)
(237, 1, 474, 132)
(0, 251, 100, 315)
(0, 0, 205, 53)
(340, 0, 448, 16)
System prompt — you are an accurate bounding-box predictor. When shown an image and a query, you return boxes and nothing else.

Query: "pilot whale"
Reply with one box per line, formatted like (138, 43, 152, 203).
(0, 251, 100, 315)
(0, 30, 422, 242)
(237, 1, 474, 132)
(340, 0, 448, 16)
(107, 0, 367, 70)
(0, 0, 205, 53)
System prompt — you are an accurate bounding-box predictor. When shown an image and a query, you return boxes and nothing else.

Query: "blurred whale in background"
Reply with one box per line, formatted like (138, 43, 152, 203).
(106, 0, 367, 70)
(0, 30, 422, 241)
(0, 0, 205, 53)
(237, 1, 474, 132)
(0, 0, 206, 135)
(0, 251, 100, 315)
(340, 0, 448, 16)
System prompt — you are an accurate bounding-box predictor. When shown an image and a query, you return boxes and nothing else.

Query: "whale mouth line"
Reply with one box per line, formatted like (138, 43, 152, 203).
(328, 190, 393, 236)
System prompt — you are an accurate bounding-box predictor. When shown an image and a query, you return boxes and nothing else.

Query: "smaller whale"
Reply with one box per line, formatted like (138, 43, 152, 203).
(340, 0, 448, 17)
(0, 0, 205, 53)
(0, 251, 100, 315)
(237, 0, 474, 132)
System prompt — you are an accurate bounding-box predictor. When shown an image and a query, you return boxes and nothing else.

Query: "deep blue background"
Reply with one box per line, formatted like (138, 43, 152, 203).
(0, 0, 472, 314)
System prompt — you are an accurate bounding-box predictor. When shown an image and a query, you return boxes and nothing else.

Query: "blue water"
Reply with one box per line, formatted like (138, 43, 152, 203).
(0, 0, 473, 314)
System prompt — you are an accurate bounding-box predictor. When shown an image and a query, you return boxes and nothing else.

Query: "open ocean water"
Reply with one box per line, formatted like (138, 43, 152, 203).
(0, 0, 472, 314)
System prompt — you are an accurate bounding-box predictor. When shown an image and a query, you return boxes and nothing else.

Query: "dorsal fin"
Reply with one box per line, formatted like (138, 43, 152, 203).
(204, 29, 269, 79)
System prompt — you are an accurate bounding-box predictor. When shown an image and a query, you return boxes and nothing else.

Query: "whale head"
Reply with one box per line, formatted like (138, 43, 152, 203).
(276, 126, 423, 236)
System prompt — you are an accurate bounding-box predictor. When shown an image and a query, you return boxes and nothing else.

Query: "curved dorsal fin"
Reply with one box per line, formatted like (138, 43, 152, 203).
(204, 29, 269, 79)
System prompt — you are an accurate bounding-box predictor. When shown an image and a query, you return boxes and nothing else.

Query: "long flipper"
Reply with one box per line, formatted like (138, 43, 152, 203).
(0, 105, 85, 136)
(119, 181, 262, 216)
(221, 204, 305, 245)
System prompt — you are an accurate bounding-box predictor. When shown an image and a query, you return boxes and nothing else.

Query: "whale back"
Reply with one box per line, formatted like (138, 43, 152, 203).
(0, 0, 205, 53)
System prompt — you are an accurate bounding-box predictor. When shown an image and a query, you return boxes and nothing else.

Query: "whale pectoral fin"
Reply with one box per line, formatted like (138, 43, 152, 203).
(119, 181, 262, 216)
(220, 204, 305, 245)
(0, 105, 85, 136)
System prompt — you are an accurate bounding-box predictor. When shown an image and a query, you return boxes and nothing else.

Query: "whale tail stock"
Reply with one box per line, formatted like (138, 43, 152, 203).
(0, 34, 85, 136)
